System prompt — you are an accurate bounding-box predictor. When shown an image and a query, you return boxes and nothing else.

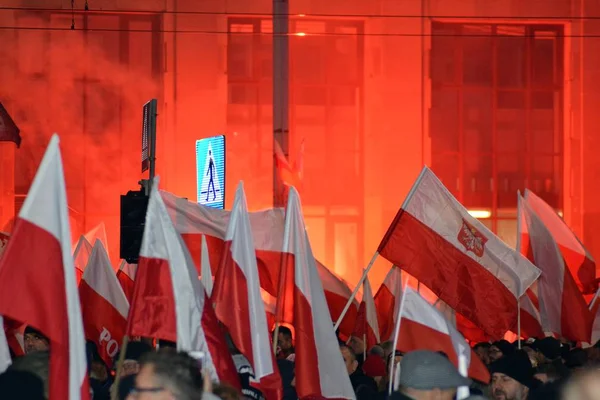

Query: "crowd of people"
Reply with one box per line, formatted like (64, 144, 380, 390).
(2, 323, 600, 399)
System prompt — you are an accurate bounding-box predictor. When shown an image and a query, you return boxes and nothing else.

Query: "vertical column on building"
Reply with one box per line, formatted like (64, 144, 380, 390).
(273, 0, 289, 208)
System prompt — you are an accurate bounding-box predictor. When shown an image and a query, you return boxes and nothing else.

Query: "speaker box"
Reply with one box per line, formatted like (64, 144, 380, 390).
(120, 191, 149, 264)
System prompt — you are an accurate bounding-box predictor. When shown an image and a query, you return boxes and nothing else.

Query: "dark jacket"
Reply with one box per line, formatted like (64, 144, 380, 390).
(350, 368, 378, 400)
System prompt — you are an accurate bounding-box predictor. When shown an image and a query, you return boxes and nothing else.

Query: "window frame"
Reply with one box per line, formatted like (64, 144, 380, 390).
(429, 22, 565, 235)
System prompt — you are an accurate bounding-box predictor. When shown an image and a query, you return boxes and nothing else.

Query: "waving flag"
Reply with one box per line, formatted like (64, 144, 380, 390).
(213, 183, 282, 399)
(162, 191, 358, 337)
(374, 266, 403, 341)
(79, 242, 129, 367)
(0, 134, 89, 399)
(72, 236, 93, 284)
(284, 187, 355, 399)
(116, 261, 137, 302)
(519, 195, 592, 342)
(352, 273, 380, 348)
(392, 287, 490, 383)
(378, 167, 541, 338)
(129, 178, 240, 387)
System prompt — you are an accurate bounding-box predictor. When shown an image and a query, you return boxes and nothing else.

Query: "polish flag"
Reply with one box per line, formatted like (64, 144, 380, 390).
(162, 191, 358, 337)
(73, 235, 93, 284)
(392, 287, 490, 383)
(524, 190, 597, 295)
(374, 266, 403, 341)
(83, 223, 110, 263)
(0, 316, 11, 373)
(274, 139, 302, 190)
(200, 234, 214, 297)
(519, 195, 592, 342)
(0, 135, 89, 399)
(212, 183, 283, 400)
(79, 241, 129, 367)
(116, 261, 137, 302)
(377, 167, 541, 339)
(352, 273, 380, 349)
(129, 178, 240, 388)
(516, 198, 546, 339)
(283, 187, 355, 399)
(316, 261, 358, 339)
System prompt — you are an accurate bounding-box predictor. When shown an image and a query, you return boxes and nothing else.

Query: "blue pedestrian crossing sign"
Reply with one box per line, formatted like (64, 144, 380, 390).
(196, 135, 226, 209)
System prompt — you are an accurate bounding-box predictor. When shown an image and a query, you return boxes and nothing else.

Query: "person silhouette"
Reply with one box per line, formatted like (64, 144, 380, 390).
(206, 150, 216, 202)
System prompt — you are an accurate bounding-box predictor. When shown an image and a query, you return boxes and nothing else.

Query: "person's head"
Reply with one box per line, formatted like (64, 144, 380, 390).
(473, 342, 491, 364)
(8, 351, 49, 398)
(533, 337, 562, 364)
(347, 336, 365, 356)
(490, 350, 537, 400)
(534, 363, 562, 384)
(564, 348, 588, 370)
(23, 326, 49, 354)
(522, 345, 540, 368)
(387, 350, 404, 373)
(380, 340, 395, 360)
(114, 341, 153, 378)
(397, 350, 470, 400)
(489, 340, 515, 363)
(561, 368, 600, 400)
(368, 344, 385, 359)
(276, 326, 293, 354)
(340, 344, 358, 375)
(213, 383, 241, 400)
(127, 350, 203, 400)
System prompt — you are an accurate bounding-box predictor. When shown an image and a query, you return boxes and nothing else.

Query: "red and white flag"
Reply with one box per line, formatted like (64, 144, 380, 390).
(73, 235, 93, 285)
(524, 190, 597, 295)
(162, 191, 358, 337)
(79, 241, 129, 367)
(374, 266, 403, 341)
(83, 223, 110, 262)
(0, 134, 89, 399)
(377, 167, 541, 339)
(352, 273, 380, 349)
(129, 178, 240, 387)
(116, 260, 137, 302)
(213, 183, 283, 400)
(283, 187, 355, 399)
(519, 195, 592, 342)
(392, 287, 490, 384)
(200, 234, 214, 297)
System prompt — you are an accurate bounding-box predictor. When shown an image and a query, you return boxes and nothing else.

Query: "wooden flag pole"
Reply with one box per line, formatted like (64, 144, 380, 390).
(110, 335, 130, 400)
(517, 299, 522, 349)
(334, 252, 379, 331)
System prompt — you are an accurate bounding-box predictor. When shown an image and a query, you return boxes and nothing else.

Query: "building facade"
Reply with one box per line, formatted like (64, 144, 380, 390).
(0, 0, 597, 287)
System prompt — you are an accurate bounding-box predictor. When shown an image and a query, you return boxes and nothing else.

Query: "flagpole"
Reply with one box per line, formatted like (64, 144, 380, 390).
(388, 280, 409, 396)
(111, 335, 130, 400)
(334, 252, 379, 331)
(517, 298, 521, 350)
(589, 286, 600, 311)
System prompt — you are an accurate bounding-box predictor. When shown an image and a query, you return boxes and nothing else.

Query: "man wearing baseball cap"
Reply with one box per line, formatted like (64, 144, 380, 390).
(391, 350, 471, 400)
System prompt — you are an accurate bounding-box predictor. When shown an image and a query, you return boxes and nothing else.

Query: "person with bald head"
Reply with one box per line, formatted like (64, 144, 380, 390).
(561, 368, 600, 400)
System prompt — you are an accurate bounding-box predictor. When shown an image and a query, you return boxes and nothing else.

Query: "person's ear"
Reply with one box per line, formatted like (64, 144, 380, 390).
(352, 360, 358, 372)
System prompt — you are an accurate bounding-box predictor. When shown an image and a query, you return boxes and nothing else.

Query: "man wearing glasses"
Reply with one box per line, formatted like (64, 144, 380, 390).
(127, 350, 204, 400)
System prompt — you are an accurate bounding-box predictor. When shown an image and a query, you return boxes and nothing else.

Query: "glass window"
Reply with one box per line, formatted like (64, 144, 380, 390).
(430, 22, 563, 240)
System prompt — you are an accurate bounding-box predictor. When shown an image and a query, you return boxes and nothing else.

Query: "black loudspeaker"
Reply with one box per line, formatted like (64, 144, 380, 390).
(120, 190, 149, 264)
